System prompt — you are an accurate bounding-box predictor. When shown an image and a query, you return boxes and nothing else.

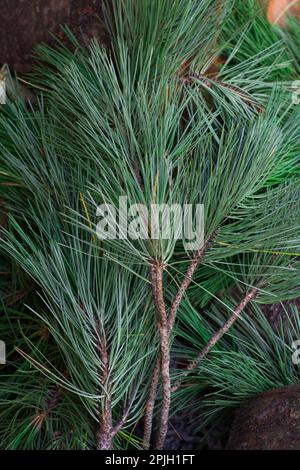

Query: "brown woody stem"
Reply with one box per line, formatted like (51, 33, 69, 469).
(96, 347, 131, 447)
(150, 261, 171, 450)
(143, 235, 214, 449)
(96, 399, 113, 450)
(171, 287, 258, 393)
(96, 339, 113, 450)
(167, 234, 215, 333)
(112, 406, 130, 437)
(142, 355, 161, 449)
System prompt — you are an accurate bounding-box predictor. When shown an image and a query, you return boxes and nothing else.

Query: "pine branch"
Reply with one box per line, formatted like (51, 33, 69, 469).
(111, 405, 131, 437)
(32, 384, 63, 432)
(172, 286, 259, 393)
(96, 334, 113, 450)
(94, 313, 134, 447)
(149, 261, 170, 450)
(142, 357, 160, 449)
(132, 160, 145, 193)
(168, 234, 216, 332)
(45, 384, 63, 413)
(143, 233, 215, 449)
(184, 71, 264, 113)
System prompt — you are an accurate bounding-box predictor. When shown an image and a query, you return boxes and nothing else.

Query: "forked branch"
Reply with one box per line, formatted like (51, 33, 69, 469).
(143, 234, 215, 449)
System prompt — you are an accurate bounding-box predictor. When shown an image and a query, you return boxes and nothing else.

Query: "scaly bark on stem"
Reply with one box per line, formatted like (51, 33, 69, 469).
(172, 287, 258, 393)
(96, 338, 113, 450)
(112, 405, 131, 436)
(97, 392, 130, 448)
(143, 235, 215, 449)
(96, 399, 113, 450)
(143, 236, 214, 446)
(150, 261, 171, 450)
(142, 355, 161, 449)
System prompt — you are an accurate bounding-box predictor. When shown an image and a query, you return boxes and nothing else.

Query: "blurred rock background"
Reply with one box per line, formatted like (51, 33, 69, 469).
(0, 0, 108, 73)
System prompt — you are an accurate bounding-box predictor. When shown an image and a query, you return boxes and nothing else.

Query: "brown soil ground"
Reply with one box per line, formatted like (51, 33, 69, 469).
(0, 0, 108, 73)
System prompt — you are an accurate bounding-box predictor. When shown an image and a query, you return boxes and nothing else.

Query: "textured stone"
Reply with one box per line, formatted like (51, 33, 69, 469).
(228, 384, 300, 450)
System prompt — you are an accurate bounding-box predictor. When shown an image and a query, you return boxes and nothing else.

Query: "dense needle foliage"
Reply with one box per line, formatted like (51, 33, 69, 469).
(1, 0, 300, 450)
